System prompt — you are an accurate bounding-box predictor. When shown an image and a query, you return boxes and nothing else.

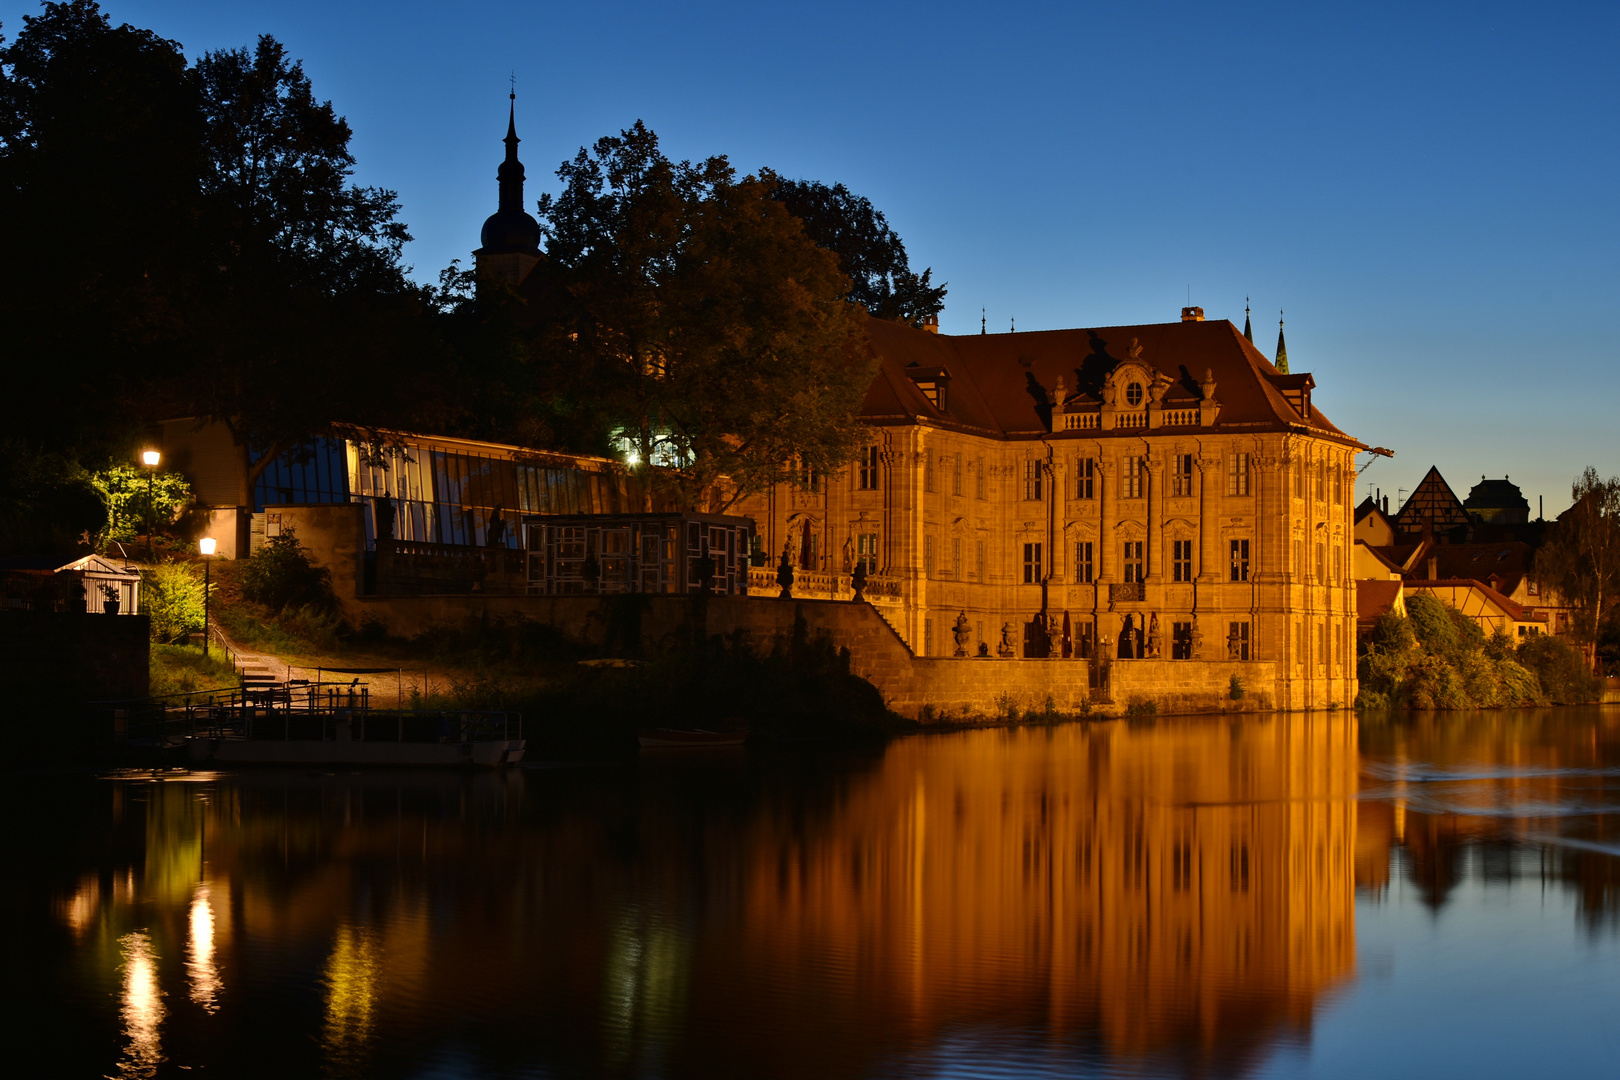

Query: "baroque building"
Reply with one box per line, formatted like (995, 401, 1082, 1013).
(734, 307, 1365, 711)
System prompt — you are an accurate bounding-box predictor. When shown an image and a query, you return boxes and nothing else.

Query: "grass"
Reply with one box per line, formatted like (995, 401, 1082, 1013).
(150, 643, 241, 697)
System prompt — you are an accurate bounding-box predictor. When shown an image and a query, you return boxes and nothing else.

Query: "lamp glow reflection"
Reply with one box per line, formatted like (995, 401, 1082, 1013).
(187, 886, 222, 1013)
(117, 930, 164, 1078)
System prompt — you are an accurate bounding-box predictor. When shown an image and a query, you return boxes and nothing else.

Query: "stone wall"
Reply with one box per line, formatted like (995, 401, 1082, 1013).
(264, 503, 364, 608)
(349, 591, 1275, 719)
(0, 610, 150, 718)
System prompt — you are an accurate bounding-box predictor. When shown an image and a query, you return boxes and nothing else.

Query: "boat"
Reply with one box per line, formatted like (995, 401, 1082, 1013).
(637, 726, 748, 749)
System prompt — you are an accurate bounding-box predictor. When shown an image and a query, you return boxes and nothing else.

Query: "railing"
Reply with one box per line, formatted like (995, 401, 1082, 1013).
(374, 538, 526, 595)
(1162, 408, 1200, 426)
(745, 567, 903, 602)
(1109, 581, 1146, 602)
(1114, 412, 1147, 429)
(1062, 413, 1100, 431)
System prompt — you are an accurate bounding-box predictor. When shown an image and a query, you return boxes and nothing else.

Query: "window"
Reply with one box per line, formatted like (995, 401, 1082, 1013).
(1316, 541, 1325, 583)
(1227, 452, 1250, 496)
(924, 617, 933, 657)
(1123, 540, 1144, 583)
(952, 452, 963, 496)
(1332, 463, 1342, 505)
(924, 452, 935, 492)
(975, 539, 986, 581)
(1318, 623, 1327, 670)
(975, 457, 985, 499)
(1229, 539, 1249, 582)
(1076, 621, 1095, 659)
(1227, 621, 1251, 661)
(1172, 453, 1194, 497)
(1296, 622, 1304, 666)
(1172, 621, 1193, 660)
(1293, 460, 1304, 499)
(1123, 456, 1143, 499)
(1125, 381, 1143, 407)
(1023, 542, 1043, 583)
(1074, 541, 1094, 583)
(1316, 461, 1326, 502)
(856, 532, 878, 574)
(951, 536, 961, 579)
(857, 445, 879, 490)
(1173, 539, 1193, 582)
(1075, 456, 1095, 500)
(924, 535, 935, 575)
(1023, 459, 1043, 501)
(1294, 538, 1303, 578)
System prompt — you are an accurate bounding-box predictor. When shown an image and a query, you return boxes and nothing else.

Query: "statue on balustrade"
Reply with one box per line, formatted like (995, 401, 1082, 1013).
(776, 551, 794, 599)
(952, 612, 971, 657)
(998, 621, 1017, 658)
(1146, 612, 1161, 659)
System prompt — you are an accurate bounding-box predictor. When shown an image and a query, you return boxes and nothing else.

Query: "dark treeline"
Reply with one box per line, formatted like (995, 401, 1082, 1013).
(1, 1, 942, 554)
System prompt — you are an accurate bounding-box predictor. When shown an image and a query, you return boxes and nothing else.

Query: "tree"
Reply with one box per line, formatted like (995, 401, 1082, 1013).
(534, 122, 873, 511)
(764, 172, 946, 327)
(1536, 467, 1620, 670)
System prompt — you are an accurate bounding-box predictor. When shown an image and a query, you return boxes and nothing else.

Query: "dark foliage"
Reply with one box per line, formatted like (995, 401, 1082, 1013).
(1516, 634, 1601, 705)
(236, 528, 333, 612)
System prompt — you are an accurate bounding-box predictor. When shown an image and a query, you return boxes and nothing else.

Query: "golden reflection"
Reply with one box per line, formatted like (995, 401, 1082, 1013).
(59, 874, 99, 934)
(187, 885, 222, 1013)
(321, 924, 381, 1073)
(602, 905, 692, 1067)
(732, 716, 1359, 1063)
(115, 930, 164, 1079)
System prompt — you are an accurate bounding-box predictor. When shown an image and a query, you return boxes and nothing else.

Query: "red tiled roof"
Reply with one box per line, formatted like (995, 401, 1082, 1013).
(1357, 579, 1403, 624)
(860, 317, 1360, 443)
(1407, 579, 1545, 623)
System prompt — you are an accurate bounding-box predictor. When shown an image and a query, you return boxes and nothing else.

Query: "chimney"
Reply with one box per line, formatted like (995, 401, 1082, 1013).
(921, 312, 940, 334)
(1181, 306, 1205, 322)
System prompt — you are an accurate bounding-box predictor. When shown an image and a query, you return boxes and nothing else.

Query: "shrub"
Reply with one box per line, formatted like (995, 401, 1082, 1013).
(1517, 634, 1600, 704)
(1125, 695, 1157, 717)
(238, 528, 334, 612)
(142, 562, 206, 643)
(1229, 674, 1245, 700)
(1401, 654, 1468, 710)
(1406, 595, 1459, 661)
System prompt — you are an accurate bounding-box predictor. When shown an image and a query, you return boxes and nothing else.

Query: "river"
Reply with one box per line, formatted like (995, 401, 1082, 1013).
(5, 708, 1619, 1078)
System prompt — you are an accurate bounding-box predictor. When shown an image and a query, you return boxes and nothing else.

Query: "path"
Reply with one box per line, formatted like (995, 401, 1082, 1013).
(210, 626, 439, 708)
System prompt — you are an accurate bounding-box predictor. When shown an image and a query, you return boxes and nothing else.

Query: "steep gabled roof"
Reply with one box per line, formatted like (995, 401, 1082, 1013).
(1392, 466, 1469, 532)
(860, 317, 1358, 443)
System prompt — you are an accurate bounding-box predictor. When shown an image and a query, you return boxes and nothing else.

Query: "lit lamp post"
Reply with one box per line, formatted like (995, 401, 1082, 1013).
(142, 449, 161, 561)
(199, 537, 216, 656)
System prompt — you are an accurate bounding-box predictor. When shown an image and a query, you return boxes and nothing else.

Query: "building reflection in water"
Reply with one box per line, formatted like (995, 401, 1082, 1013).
(115, 930, 164, 1079)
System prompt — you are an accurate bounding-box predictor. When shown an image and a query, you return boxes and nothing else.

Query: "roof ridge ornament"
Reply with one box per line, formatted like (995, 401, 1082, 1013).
(1275, 310, 1289, 374)
(1243, 298, 1253, 344)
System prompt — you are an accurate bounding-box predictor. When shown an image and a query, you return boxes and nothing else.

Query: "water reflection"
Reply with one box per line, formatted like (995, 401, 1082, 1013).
(115, 930, 164, 1079)
(11, 709, 1620, 1079)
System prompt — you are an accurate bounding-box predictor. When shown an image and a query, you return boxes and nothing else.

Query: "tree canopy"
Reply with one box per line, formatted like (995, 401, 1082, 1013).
(764, 172, 946, 328)
(532, 122, 874, 510)
(1536, 466, 1620, 667)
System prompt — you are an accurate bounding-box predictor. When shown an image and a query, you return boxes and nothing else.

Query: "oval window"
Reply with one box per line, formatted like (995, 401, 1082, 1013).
(1126, 382, 1143, 407)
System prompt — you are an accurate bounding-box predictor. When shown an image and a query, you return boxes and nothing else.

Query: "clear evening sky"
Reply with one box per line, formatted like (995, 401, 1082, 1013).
(8, 1, 1616, 515)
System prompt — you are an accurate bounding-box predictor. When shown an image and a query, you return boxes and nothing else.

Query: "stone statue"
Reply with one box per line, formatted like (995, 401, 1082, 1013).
(1227, 625, 1241, 660)
(842, 535, 854, 572)
(850, 560, 868, 602)
(952, 612, 971, 657)
(998, 621, 1017, 658)
(1119, 613, 1135, 659)
(1147, 613, 1162, 658)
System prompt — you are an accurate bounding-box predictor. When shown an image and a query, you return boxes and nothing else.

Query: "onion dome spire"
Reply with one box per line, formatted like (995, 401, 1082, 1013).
(1275, 311, 1289, 374)
(477, 91, 541, 259)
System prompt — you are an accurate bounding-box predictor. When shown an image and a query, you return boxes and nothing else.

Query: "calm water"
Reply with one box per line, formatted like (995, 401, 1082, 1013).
(5, 710, 1620, 1079)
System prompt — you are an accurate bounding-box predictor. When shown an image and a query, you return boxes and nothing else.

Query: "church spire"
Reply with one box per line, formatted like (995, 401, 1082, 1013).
(1275, 311, 1289, 374)
(498, 91, 524, 213)
(1243, 298, 1253, 344)
(475, 90, 542, 284)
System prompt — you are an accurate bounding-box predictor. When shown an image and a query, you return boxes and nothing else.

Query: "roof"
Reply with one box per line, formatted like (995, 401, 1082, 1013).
(0, 554, 138, 577)
(1357, 579, 1403, 624)
(1464, 477, 1529, 511)
(1392, 466, 1469, 531)
(1407, 579, 1544, 624)
(858, 317, 1359, 444)
(1375, 539, 1535, 595)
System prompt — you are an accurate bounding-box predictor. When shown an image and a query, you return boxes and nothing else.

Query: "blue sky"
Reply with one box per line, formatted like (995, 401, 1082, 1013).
(7, 0, 1616, 514)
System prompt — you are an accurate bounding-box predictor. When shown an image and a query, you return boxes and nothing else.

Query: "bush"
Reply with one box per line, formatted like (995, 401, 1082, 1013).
(1125, 695, 1158, 717)
(1406, 595, 1459, 662)
(1517, 634, 1600, 704)
(1229, 675, 1245, 700)
(238, 528, 334, 612)
(143, 562, 206, 643)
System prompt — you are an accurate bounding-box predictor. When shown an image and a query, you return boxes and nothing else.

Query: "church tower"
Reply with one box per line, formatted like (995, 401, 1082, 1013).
(474, 92, 542, 286)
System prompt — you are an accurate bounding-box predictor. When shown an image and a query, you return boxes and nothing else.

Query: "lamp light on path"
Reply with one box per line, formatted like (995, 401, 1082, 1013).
(199, 537, 216, 657)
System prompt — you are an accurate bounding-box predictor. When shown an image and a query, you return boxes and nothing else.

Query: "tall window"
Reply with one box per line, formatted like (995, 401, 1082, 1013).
(924, 535, 935, 575)
(1123, 457, 1143, 499)
(924, 453, 935, 492)
(1075, 456, 1095, 500)
(1023, 542, 1043, 583)
(1293, 460, 1304, 498)
(1331, 462, 1342, 505)
(1316, 461, 1326, 502)
(1229, 538, 1250, 582)
(1316, 541, 1325, 583)
(975, 539, 986, 581)
(1172, 621, 1193, 660)
(952, 452, 963, 496)
(975, 457, 986, 499)
(1074, 541, 1094, 583)
(1172, 453, 1194, 497)
(1228, 621, 1251, 661)
(856, 532, 878, 573)
(1294, 538, 1303, 579)
(951, 536, 961, 579)
(1023, 460, 1043, 501)
(857, 445, 879, 490)
(1334, 543, 1343, 584)
(1228, 453, 1250, 496)
(1173, 539, 1193, 582)
(1122, 540, 1144, 583)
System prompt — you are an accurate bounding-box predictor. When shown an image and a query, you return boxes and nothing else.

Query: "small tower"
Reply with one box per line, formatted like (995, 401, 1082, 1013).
(1243, 298, 1253, 344)
(1275, 311, 1289, 374)
(474, 92, 542, 286)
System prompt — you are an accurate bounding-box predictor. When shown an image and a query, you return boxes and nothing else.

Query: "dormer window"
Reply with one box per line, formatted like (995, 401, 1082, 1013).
(905, 365, 951, 412)
(916, 380, 945, 409)
(1125, 382, 1143, 407)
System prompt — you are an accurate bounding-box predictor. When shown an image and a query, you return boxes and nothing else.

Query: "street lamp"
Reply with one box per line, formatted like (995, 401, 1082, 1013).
(199, 537, 216, 656)
(142, 450, 161, 562)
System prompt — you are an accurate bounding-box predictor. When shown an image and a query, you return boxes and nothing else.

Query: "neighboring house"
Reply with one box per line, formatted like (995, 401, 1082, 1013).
(1463, 476, 1530, 525)
(1391, 466, 1470, 535)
